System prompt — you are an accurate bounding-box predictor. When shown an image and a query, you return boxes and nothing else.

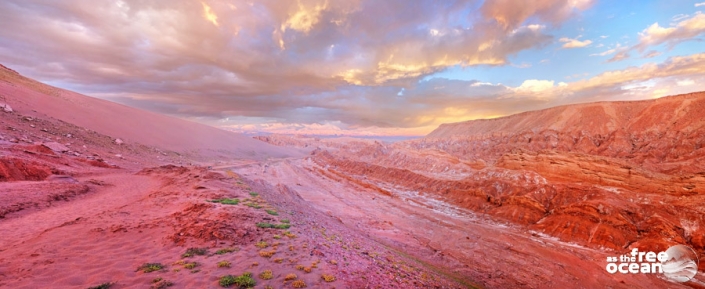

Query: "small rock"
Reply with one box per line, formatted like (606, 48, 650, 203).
(114, 138, 123, 145)
(9, 138, 19, 143)
(42, 142, 70, 153)
(41, 128, 48, 132)
(1, 103, 12, 113)
(115, 154, 122, 159)
(65, 134, 72, 138)
(30, 124, 35, 128)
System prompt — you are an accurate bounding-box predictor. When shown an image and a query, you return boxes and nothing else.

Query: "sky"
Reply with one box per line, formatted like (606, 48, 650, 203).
(1, 0, 705, 136)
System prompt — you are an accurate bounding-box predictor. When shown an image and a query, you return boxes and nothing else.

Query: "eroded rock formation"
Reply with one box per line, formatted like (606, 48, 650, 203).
(257, 92, 705, 267)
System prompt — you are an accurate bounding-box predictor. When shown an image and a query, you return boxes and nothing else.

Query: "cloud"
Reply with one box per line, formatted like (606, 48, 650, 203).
(201, 2, 219, 26)
(602, 12, 705, 63)
(590, 43, 623, 56)
(571, 53, 705, 91)
(515, 79, 566, 93)
(607, 51, 630, 62)
(635, 12, 705, 51)
(0, 0, 567, 92)
(643, 50, 661, 58)
(559, 37, 592, 48)
(696, 2, 705, 7)
(677, 79, 694, 86)
(671, 14, 690, 22)
(480, 0, 594, 29)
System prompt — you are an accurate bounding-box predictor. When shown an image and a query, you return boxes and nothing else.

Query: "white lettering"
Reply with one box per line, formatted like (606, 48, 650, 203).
(629, 263, 639, 273)
(651, 262, 662, 273)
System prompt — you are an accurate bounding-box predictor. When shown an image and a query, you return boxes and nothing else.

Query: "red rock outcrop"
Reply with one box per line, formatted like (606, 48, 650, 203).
(0, 157, 53, 181)
(257, 92, 705, 265)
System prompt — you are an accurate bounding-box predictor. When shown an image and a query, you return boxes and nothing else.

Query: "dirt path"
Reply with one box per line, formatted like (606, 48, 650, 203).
(0, 172, 161, 249)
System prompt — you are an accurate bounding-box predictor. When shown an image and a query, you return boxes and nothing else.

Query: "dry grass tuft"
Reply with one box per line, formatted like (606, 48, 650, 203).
(259, 270, 273, 280)
(258, 250, 276, 258)
(321, 274, 336, 282)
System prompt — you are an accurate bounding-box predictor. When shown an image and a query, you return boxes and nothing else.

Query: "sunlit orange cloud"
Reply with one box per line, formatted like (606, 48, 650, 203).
(570, 53, 705, 92)
(201, 2, 219, 26)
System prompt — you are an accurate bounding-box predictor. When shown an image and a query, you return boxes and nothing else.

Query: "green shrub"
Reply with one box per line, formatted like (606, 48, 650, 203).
(245, 203, 262, 209)
(209, 198, 240, 205)
(215, 247, 237, 255)
(219, 275, 236, 287)
(219, 273, 256, 288)
(182, 247, 208, 258)
(137, 263, 164, 273)
(256, 223, 290, 229)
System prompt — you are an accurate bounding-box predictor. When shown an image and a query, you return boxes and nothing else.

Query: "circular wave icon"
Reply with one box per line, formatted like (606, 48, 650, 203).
(661, 244, 699, 282)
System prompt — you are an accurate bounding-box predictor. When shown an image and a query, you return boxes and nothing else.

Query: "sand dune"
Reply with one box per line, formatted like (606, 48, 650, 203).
(0, 64, 300, 161)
